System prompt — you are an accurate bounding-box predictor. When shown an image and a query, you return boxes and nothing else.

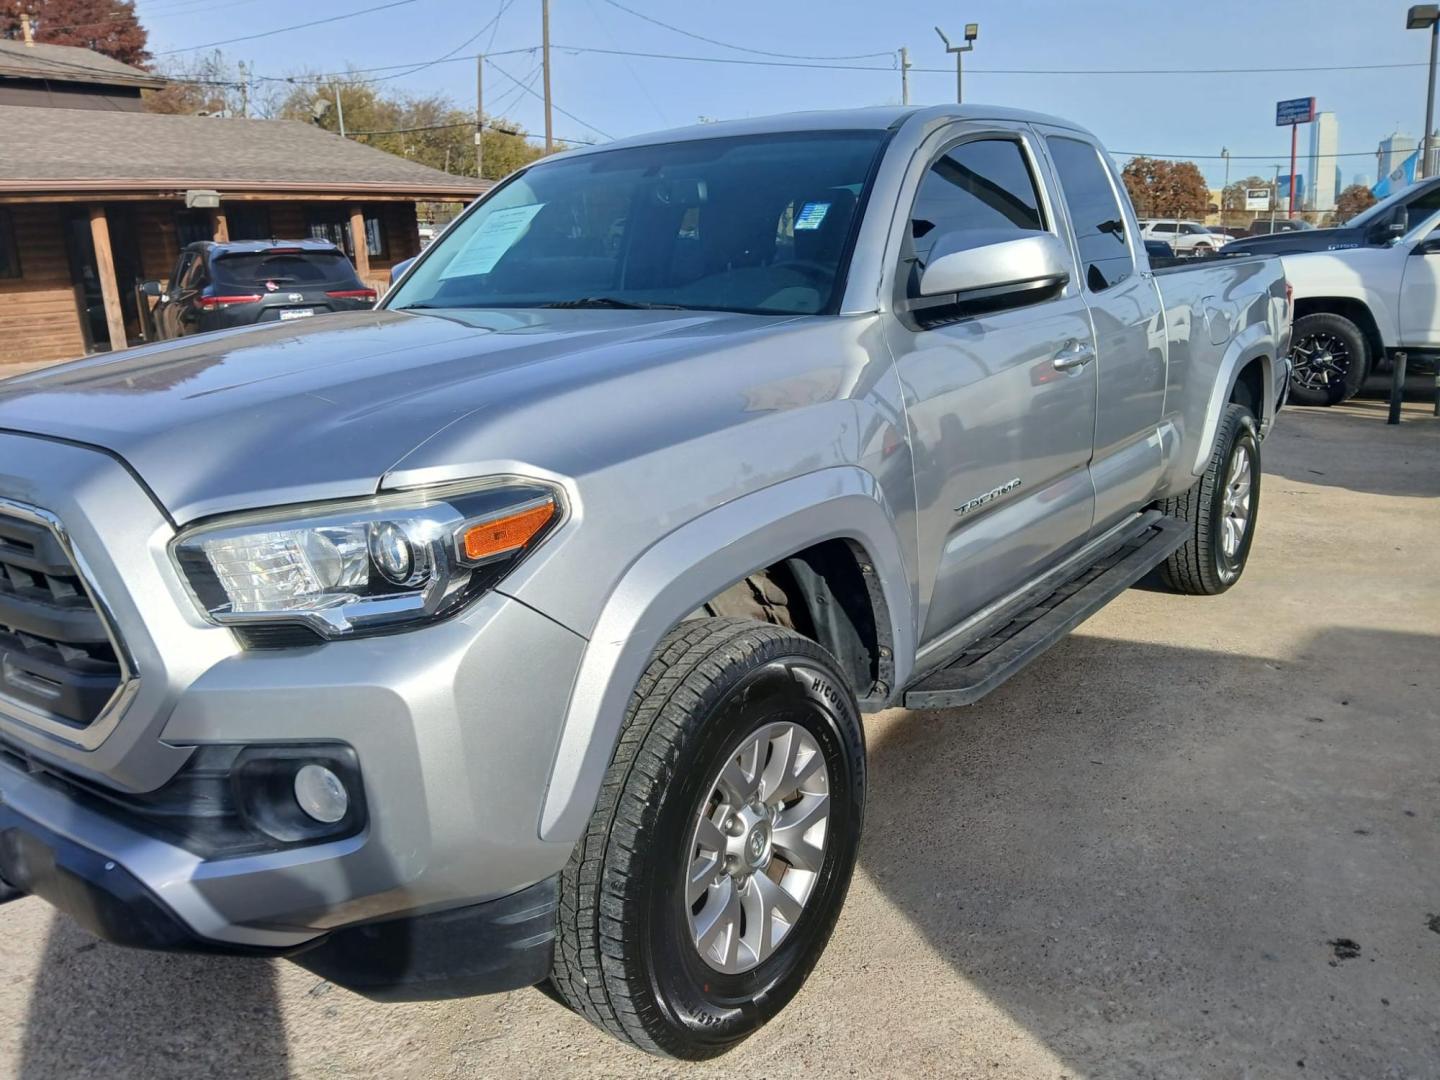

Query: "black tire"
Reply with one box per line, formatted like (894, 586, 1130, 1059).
(1159, 402, 1261, 595)
(549, 617, 865, 1059)
(1288, 312, 1369, 406)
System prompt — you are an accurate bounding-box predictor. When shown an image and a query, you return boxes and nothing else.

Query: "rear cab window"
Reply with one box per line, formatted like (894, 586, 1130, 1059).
(1045, 136, 1134, 292)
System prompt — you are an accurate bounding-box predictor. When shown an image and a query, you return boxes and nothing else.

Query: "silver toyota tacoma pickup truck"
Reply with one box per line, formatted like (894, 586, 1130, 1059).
(0, 106, 1287, 1058)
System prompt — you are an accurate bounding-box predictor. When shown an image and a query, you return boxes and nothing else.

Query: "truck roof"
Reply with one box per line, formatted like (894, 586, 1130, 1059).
(553, 104, 1096, 160)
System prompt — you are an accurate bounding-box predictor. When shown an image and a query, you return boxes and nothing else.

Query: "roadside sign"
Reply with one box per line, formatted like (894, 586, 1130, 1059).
(1275, 97, 1316, 126)
(1245, 188, 1271, 211)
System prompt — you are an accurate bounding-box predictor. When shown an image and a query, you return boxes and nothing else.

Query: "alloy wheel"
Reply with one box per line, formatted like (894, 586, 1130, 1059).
(1291, 332, 1351, 393)
(684, 720, 831, 974)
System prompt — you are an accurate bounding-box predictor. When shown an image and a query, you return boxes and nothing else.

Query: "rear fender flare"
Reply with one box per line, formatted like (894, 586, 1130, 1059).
(536, 465, 913, 844)
(1191, 322, 1273, 476)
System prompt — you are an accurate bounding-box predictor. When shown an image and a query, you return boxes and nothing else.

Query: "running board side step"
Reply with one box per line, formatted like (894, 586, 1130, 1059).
(903, 516, 1189, 710)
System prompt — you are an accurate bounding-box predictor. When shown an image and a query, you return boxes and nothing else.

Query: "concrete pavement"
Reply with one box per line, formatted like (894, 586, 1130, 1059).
(1, 399, 1437, 1079)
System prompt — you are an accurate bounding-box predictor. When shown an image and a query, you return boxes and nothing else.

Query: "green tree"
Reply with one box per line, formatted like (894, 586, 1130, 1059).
(1221, 175, 1274, 215)
(276, 75, 556, 179)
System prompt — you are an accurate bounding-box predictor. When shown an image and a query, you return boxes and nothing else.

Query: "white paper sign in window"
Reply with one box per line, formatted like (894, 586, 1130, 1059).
(440, 203, 546, 279)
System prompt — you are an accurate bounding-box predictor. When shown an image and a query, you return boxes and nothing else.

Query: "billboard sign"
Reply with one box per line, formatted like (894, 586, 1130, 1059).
(1276, 97, 1317, 126)
(1244, 188, 1271, 211)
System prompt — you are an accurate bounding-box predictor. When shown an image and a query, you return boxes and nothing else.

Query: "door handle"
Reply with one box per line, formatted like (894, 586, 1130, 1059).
(1052, 341, 1096, 371)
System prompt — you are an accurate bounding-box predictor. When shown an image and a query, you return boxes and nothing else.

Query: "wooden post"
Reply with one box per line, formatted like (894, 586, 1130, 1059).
(210, 208, 229, 242)
(88, 206, 127, 351)
(348, 205, 370, 281)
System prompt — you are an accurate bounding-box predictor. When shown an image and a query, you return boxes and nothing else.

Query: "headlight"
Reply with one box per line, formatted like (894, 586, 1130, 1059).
(171, 478, 562, 641)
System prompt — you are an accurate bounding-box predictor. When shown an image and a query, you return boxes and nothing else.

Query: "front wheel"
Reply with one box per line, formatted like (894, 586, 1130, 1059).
(549, 617, 865, 1059)
(1288, 312, 1369, 406)
(1159, 402, 1261, 595)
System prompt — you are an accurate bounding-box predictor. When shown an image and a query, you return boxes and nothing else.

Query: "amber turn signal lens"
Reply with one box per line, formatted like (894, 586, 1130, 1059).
(462, 501, 555, 562)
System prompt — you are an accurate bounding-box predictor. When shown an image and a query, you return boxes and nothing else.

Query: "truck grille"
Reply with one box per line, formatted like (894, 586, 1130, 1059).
(0, 505, 126, 731)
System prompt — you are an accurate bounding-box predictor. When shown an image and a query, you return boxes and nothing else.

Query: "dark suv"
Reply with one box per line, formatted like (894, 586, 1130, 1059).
(144, 240, 376, 340)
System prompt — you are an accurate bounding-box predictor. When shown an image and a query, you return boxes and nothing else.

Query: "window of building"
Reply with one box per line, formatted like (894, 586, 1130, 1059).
(0, 209, 19, 279)
(306, 208, 387, 259)
(908, 138, 1045, 279)
(175, 210, 211, 248)
(227, 205, 273, 241)
(1046, 136, 1133, 292)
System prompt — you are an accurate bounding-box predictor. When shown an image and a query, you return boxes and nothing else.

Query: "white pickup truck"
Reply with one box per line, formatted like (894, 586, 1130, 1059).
(1227, 177, 1440, 405)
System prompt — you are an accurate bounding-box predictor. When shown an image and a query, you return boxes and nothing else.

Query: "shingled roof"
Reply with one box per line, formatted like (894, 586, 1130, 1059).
(0, 104, 489, 199)
(0, 38, 167, 89)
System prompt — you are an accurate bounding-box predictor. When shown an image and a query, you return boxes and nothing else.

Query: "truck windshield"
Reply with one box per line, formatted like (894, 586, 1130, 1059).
(386, 131, 888, 316)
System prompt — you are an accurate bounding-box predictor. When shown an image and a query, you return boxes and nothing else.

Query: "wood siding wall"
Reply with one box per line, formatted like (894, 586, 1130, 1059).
(0, 204, 86, 366)
(1, 198, 426, 372)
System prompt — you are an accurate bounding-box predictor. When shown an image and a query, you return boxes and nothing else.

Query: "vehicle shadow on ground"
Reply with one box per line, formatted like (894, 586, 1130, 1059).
(860, 626, 1440, 1079)
(18, 914, 289, 1080)
(1264, 397, 1439, 499)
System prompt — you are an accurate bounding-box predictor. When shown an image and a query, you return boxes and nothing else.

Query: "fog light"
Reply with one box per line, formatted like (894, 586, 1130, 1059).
(294, 764, 349, 824)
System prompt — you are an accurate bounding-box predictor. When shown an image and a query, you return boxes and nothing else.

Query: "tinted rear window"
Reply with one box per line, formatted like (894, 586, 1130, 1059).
(213, 252, 357, 286)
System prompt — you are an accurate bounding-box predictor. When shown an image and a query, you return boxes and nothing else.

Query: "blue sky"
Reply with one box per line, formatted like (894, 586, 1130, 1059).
(136, 0, 1434, 188)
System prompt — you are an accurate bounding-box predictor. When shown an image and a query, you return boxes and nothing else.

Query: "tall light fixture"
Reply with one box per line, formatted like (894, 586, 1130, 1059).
(1408, 4, 1439, 179)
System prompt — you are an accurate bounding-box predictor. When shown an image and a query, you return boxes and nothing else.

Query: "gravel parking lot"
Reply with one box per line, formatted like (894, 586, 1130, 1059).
(1, 397, 1436, 1080)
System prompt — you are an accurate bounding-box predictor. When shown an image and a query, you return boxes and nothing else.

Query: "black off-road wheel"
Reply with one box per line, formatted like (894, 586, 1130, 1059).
(1159, 402, 1261, 595)
(1288, 312, 1369, 406)
(548, 617, 865, 1059)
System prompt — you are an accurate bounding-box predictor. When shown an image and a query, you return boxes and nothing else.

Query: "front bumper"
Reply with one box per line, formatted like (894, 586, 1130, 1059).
(0, 786, 558, 997)
(0, 431, 584, 972)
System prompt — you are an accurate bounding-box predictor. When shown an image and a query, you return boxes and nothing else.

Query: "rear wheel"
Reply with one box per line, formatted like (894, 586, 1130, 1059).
(1159, 402, 1261, 595)
(1288, 312, 1369, 406)
(549, 617, 865, 1059)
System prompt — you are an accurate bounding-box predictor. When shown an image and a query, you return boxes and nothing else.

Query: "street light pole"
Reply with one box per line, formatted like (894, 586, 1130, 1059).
(1409, 5, 1439, 178)
(935, 24, 978, 105)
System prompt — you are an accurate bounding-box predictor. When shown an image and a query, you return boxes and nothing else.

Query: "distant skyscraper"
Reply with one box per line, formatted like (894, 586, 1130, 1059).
(1306, 112, 1340, 212)
(1351, 171, 1370, 189)
(1377, 131, 1417, 181)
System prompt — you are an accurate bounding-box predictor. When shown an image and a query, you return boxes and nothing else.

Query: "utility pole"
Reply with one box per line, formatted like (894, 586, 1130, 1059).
(333, 83, 346, 137)
(935, 23, 978, 104)
(238, 60, 249, 118)
(542, 0, 554, 152)
(1270, 164, 1281, 231)
(1408, 5, 1439, 178)
(1220, 147, 1230, 229)
(19, 12, 33, 45)
(476, 54, 485, 179)
(899, 46, 911, 105)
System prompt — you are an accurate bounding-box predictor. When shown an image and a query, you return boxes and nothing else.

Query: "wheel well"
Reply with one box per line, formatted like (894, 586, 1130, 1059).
(1293, 297, 1384, 367)
(1229, 356, 1267, 421)
(697, 538, 892, 702)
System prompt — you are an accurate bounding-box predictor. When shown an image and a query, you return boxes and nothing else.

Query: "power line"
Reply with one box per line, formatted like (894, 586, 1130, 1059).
(156, 0, 416, 56)
(485, 56, 612, 140)
(346, 117, 595, 144)
(368, 0, 517, 83)
(1120, 149, 1386, 160)
(597, 0, 893, 61)
(554, 44, 1431, 77)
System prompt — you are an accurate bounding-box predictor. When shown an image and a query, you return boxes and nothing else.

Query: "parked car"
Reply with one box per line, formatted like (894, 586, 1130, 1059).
(143, 239, 376, 339)
(1207, 225, 1250, 240)
(1247, 217, 1315, 236)
(1227, 177, 1440, 404)
(0, 105, 1289, 1059)
(1136, 218, 1229, 256)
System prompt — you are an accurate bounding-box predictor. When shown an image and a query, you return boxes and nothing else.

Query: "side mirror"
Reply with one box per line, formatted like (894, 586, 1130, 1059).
(141, 280, 165, 298)
(1385, 206, 1410, 239)
(390, 257, 415, 285)
(917, 228, 1071, 302)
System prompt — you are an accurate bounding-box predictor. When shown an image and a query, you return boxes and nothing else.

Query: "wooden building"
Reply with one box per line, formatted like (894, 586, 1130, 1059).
(0, 39, 487, 370)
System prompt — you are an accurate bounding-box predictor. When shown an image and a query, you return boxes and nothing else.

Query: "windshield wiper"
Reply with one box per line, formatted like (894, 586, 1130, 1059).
(539, 297, 687, 310)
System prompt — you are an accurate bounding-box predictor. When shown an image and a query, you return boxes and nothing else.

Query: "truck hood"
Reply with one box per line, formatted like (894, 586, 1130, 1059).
(1225, 226, 1370, 256)
(0, 308, 795, 523)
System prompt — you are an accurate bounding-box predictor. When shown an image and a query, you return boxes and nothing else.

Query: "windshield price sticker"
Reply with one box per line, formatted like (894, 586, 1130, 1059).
(794, 201, 831, 231)
(440, 203, 546, 279)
